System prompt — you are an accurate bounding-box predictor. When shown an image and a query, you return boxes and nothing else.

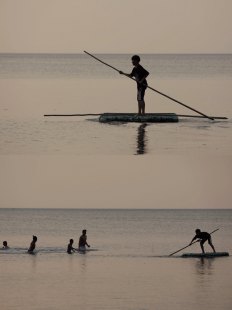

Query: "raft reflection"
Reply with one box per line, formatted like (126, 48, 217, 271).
(136, 123, 148, 155)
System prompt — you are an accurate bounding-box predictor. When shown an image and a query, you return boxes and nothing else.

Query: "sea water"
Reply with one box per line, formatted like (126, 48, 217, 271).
(0, 54, 232, 157)
(1, 54, 232, 156)
(0, 208, 232, 310)
(0, 54, 232, 309)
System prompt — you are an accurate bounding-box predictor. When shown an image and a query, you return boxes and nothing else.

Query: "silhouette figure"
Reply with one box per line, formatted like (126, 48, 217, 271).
(189, 229, 216, 254)
(67, 239, 76, 254)
(2, 241, 9, 249)
(119, 55, 149, 115)
(28, 235, 37, 253)
(79, 229, 90, 251)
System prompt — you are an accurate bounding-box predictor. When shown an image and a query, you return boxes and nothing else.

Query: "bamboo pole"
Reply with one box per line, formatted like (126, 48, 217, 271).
(169, 228, 219, 256)
(84, 51, 216, 121)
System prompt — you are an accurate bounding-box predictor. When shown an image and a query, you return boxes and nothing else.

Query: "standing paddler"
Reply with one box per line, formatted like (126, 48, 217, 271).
(119, 55, 149, 115)
(189, 229, 216, 254)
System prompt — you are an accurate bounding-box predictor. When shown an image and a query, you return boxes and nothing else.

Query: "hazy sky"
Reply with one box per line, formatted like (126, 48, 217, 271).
(1, 0, 232, 53)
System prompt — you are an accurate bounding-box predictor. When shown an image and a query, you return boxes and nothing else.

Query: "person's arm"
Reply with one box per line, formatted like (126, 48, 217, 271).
(189, 235, 198, 245)
(119, 71, 133, 78)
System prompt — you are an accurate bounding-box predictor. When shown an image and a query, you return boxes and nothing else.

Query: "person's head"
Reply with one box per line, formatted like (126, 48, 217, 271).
(82, 229, 87, 235)
(69, 239, 74, 244)
(3, 241, 7, 247)
(131, 55, 140, 66)
(33, 235, 37, 242)
(195, 229, 201, 234)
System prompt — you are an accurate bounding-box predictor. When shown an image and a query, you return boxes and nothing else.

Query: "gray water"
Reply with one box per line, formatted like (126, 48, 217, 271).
(0, 54, 232, 309)
(1, 53, 232, 79)
(0, 208, 231, 256)
(0, 209, 231, 310)
(0, 53, 232, 156)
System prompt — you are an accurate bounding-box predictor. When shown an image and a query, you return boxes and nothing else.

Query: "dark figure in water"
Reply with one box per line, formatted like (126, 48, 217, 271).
(28, 235, 37, 253)
(119, 55, 149, 115)
(67, 239, 76, 254)
(189, 229, 216, 254)
(2, 241, 9, 249)
(79, 229, 90, 250)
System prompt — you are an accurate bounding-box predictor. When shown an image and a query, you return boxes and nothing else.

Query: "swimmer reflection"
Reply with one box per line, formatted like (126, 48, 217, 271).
(136, 123, 148, 155)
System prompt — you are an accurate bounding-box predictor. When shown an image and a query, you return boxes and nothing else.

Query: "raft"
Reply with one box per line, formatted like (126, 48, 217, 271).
(182, 252, 229, 258)
(99, 113, 179, 123)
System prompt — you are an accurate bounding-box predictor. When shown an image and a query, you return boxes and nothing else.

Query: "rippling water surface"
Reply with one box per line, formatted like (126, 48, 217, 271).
(0, 54, 232, 309)
(0, 209, 232, 310)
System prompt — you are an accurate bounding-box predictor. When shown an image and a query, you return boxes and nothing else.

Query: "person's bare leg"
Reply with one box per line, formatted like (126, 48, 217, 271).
(209, 240, 216, 252)
(141, 100, 145, 115)
(138, 101, 142, 115)
(138, 101, 145, 115)
(200, 241, 205, 254)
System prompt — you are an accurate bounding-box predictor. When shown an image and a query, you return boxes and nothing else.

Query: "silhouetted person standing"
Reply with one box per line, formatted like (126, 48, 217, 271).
(119, 55, 149, 115)
(79, 229, 90, 250)
(189, 229, 216, 254)
(28, 235, 37, 253)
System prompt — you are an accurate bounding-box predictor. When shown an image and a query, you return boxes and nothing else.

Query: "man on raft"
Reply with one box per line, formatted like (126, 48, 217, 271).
(189, 229, 216, 254)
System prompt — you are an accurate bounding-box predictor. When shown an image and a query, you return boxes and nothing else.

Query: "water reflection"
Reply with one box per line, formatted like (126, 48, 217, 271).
(135, 124, 148, 155)
(29, 253, 37, 272)
(195, 257, 214, 276)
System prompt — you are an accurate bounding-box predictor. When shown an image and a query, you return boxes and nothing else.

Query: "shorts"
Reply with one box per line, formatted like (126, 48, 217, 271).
(200, 236, 211, 244)
(137, 85, 147, 102)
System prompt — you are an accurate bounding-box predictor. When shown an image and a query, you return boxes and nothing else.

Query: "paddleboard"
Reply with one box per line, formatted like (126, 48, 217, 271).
(182, 252, 229, 258)
(99, 113, 179, 123)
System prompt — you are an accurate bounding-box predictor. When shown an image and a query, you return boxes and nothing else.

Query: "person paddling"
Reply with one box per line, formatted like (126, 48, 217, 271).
(79, 229, 90, 251)
(28, 235, 37, 253)
(189, 229, 216, 254)
(119, 55, 149, 115)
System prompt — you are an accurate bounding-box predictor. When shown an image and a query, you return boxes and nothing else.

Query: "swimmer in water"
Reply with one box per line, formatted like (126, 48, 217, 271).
(28, 235, 37, 253)
(67, 239, 76, 254)
(2, 241, 9, 249)
(78, 229, 90, 251)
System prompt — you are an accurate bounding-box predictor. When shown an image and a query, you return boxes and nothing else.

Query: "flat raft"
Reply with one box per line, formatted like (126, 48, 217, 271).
(99, 113, 179, 123)
(182, 252, 229, 258)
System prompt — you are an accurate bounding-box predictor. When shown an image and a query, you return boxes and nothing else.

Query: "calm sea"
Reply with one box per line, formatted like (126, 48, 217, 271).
(0, 53, 232, 156)
(1, 53, 232, 79)
(0, 54, 232, 309)
(0, 53, 232, 155)
(0, 208, 232, 310)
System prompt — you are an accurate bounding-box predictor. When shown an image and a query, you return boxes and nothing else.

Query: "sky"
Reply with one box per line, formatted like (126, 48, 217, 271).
(0, 0, 232, 54)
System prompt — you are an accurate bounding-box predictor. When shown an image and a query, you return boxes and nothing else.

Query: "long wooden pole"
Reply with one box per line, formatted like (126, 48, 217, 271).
(43, 113, 227, 120)
(84, 51, 215, 121)
(44, 113, 102, 117)
(169, 228, 219, 256)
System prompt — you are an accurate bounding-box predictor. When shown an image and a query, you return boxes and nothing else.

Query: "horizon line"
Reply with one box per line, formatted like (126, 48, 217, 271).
(0, 208, 231, 210)
(1, 52, 232, 55)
